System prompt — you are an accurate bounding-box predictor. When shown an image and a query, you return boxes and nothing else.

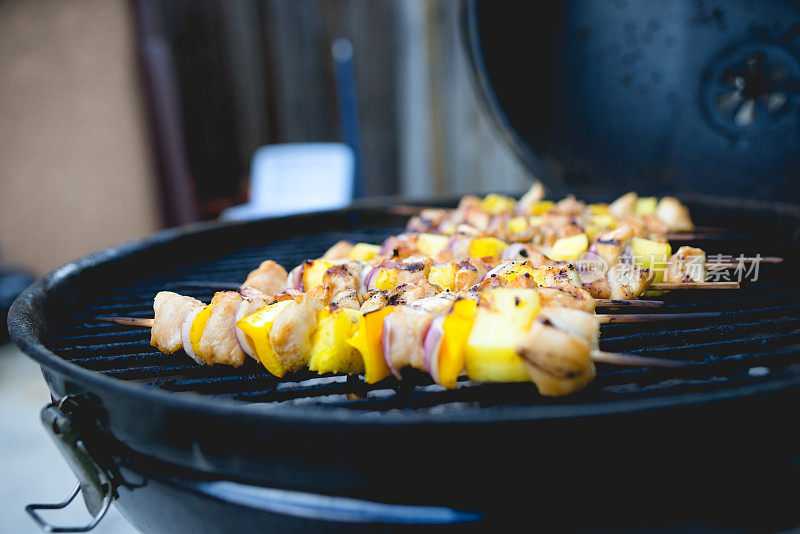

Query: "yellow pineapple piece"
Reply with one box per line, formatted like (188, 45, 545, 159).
(309, 308, 364, 375)
(438, 299, 477, 389)
(481, 193, 516, 214)
(417, 233, 450, 257)
(585, 214, 617, 240)
(631, 237, 672, 283)
(346, 306, 395, 383)
(465, 288, 540, 382)
(507, 216, 529, 235)
(428, 262, 457, 291)
(236, 300, 292, 377)
(588, 203, 610, 215)
(468, 237, 507, 258)
(347, 243, 381, 262)
(373, 267, 398, 290)
(530, 200, 554, 215)
(302, 260, 333, 290)
(548, 233, 589, 261)
(634, 197, 658, 215)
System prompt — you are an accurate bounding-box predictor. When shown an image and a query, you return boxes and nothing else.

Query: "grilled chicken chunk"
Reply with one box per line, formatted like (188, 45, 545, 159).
(397, 256, 433, 285)
(594, 226, 635, 265)
(538, 307, 600, 349)
(151, 291, 204, 353)
(516, 319, 596, 397)
(322, 261, 361, 298)
(331, 289, 361, 310)
(536, 285, 596, 313)
(196, 292, 247, 366)
(410, 294, 458, 314)
(516, 181, 545, 215)
(384, 305, 433, 371)
(361, 290, 389, 314)
(607, 262, 654, 300)
(322, 240, 355, 260)
(406, 208, 448, 233)
(608, 191, 637, 219)
(664, 246, 706, 283)
(454, 258, 488, 291)
(656, 197, 694, 232)
(242, 260, 288, 296)
(269, 294, 324, 371)
(387, 279, 440, 305)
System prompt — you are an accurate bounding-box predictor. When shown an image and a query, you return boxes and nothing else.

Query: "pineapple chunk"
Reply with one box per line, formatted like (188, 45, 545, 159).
(236, 300, 292, 377)
(465, 311, 531, 382)
(309, 308, 364, 375)
(530, 200, 554, 215)
(373, 267, 398, 290)
(417, 233, 450, 257)
(482, 193, 516, 214)
(469, 237, 507, 258)
(438, 299, 477, 389)
(585, 214, 617, 240)
(548, 234, 589, 261)
(631, 237, 672, 283)
(507, 216, 529, 235)
(302, 260, 333, 290)
(479, 288, 540, 325)
(346, 306, 395, 383)
(635, 197, 657, 215)
(588, 203, 610, 215)
(348, 243, 381, 262)
(465, 288, 540, 382)
(189, 304, 214, 356)
(428, 262, 457, 291)
(528, 216, 543, 227)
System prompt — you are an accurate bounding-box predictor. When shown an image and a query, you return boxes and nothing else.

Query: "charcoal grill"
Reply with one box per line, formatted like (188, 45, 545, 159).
(11, 0, 800, 531)
(9, 198, 800, 532)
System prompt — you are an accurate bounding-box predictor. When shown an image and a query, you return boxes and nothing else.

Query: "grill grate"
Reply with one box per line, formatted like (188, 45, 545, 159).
(44, 225, 800, 412)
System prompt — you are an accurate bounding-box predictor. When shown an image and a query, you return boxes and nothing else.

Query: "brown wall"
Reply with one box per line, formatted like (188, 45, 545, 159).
(0, 0, 158, 274)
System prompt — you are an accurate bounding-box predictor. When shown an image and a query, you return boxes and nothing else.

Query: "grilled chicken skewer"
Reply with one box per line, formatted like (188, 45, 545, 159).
(102, 285, 688, 398)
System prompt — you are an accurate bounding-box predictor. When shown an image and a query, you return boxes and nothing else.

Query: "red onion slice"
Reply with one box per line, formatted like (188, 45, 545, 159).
(234, 305, 257, 361)
(180, 307, 205, 365)
(381, 314, 402, 379)
(422, 315, 445, 384)
(287, 264, 305, 291)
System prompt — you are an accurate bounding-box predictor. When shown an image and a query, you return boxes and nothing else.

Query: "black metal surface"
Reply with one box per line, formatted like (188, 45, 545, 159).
(463, 0, 800, 201)
(10, 202, 800, 531)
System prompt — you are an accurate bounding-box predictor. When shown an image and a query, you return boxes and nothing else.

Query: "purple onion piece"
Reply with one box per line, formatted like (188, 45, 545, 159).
(422, 316, 445, 384)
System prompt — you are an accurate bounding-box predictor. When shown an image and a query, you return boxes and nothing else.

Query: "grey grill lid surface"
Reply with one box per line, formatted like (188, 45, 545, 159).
(462, 0, 800, 201)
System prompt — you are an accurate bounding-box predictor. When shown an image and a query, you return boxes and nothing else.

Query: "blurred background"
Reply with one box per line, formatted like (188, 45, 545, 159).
(0, 1, 527, 531)
(0, 0, 529, 277)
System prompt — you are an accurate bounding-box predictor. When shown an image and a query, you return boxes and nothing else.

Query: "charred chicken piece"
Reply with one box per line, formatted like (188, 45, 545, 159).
(664, 246, 706, 283)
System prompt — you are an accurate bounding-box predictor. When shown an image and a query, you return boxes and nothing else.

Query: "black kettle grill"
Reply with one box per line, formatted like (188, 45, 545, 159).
(9, 1, 800, 532)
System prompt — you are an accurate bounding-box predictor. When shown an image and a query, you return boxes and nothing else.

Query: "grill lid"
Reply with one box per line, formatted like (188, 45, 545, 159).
(463, 0, 800, 201)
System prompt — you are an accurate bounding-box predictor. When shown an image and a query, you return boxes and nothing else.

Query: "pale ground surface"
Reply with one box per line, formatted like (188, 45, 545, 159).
(0, 342, 137, 534)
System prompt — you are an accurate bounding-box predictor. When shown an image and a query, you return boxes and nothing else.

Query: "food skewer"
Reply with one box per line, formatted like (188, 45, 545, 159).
(97, 310, 726, 328)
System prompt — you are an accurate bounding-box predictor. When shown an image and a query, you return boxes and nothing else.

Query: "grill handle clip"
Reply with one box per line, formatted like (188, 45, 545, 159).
(25, 396, 114, 533)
